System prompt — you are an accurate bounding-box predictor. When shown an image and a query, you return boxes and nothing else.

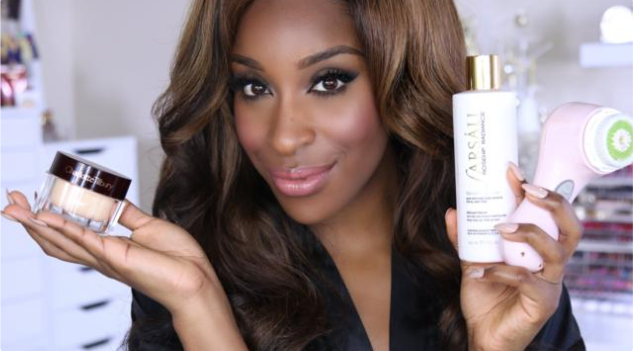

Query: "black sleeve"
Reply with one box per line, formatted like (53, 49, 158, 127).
(526, 283, 586, 351)
(127, 288, 184, 351)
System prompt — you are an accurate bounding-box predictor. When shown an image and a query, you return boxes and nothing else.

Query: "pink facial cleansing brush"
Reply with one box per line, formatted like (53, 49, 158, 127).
(502, 102, 633, 272)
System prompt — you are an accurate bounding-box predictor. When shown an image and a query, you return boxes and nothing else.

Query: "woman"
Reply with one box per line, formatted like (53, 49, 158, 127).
(1, 0, 586, 350)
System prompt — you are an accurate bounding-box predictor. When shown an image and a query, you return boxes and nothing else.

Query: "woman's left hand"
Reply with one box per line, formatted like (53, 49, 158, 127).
(444, 164, 583, 351)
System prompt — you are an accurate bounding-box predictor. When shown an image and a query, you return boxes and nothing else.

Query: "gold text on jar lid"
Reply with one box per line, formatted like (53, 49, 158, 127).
(64, 166, 113, 190)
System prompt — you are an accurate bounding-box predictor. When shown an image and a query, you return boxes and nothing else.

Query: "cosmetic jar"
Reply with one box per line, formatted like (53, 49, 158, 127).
(32, 151, 132, 234)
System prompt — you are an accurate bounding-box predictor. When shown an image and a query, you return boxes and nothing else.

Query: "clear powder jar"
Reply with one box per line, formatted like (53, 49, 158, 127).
(32, 151, 132, 234)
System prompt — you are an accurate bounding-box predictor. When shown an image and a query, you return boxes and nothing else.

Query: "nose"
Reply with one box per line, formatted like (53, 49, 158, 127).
(270, 96, 316, 157)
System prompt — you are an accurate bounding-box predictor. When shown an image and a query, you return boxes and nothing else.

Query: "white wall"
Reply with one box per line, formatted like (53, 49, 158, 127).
(32, 0, 632, 212)
(32, 0, 191, 212)
(455, 0, 633, 115)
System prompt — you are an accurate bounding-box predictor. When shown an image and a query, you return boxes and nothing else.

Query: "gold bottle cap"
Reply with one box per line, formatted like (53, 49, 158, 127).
(467, 55, 501, 90)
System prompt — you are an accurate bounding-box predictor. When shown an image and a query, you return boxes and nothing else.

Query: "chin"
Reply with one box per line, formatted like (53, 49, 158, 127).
(273, 194, 335, 226)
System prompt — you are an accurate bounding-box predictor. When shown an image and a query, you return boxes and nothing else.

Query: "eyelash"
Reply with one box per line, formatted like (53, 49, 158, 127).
(227, 68, 358, 101)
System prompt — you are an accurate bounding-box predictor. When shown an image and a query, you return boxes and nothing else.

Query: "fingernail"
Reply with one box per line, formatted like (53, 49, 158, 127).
(522, 184, 548, 199)
(1, 211, 17, 222)
(494, 222, 519, 233)
(6, 188, 15, 205)
(466, 267, 485, 279)
(508, 162, 525, 182)
(28, 217, 48, 227)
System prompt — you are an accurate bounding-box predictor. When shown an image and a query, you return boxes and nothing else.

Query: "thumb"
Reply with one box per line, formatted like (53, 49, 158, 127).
(445, 207, 458, 251)
(119, 200, 154, 232)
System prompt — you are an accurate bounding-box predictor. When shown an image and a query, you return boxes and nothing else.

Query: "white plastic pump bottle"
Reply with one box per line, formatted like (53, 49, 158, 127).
(453, 55, 518, 263)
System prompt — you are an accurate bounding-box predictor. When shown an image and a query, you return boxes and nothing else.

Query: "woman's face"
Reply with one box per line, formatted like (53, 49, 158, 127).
(230, 0, 393, 226)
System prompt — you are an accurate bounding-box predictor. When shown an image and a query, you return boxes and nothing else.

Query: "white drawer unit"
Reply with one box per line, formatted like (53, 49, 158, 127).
(1, 108, 47, 350)
(1, 181, 47, 261)
(0, 108, 43, 149)
(1, 298, 47, 346)
(53, 297, 131, 349)
(1, 115, 139, 350)
(1, 149, 40, 183)
(1, 257, 45, 301)
(48, 258, 129, 310)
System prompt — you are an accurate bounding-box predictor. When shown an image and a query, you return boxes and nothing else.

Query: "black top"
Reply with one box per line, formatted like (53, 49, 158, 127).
(130, 240, 586, 350)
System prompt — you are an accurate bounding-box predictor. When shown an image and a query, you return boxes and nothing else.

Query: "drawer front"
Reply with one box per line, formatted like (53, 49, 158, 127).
(49, 258, 129, 310)
(0, 339, 48, 351)
(1, 182, 45, 261)
(0, 108, 42, 149)
(1, 257, 44, 302)
(1, 149, 41, 183)
(0, 298, 47, 345)
(63, 337, 121, 351)
(53, 296, 132, 349)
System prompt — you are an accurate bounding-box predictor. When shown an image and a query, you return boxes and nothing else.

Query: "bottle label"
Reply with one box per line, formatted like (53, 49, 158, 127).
(453, 92, 518, 261)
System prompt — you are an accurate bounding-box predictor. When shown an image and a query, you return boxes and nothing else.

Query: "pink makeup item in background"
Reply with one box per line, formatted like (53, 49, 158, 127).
(502, 102, 633, 272)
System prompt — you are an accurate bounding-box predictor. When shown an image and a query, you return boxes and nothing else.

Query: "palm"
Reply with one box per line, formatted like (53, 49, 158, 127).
(97, 217, 216, 308)
(3, 191, 218, 314)
(459, 271, 558, 349)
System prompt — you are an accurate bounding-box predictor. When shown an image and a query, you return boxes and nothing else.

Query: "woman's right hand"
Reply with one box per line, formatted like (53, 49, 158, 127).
(2, 189, 227, 317)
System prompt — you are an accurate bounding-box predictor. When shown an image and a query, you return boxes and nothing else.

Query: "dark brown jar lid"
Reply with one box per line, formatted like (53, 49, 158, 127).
(48, 151, 131, 200)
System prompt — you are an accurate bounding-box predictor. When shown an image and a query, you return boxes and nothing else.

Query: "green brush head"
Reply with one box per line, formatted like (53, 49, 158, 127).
(585, 109, 633, 173)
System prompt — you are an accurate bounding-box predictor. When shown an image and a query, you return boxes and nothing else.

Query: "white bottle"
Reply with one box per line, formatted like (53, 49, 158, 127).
(453, 55, 518, 263)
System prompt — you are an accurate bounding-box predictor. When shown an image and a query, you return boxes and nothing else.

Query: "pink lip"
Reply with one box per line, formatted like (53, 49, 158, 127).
(270, 162, 336, 197)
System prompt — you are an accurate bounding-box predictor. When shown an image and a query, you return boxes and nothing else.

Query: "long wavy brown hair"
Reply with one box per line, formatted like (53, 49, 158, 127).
(125, 0, 468, 349)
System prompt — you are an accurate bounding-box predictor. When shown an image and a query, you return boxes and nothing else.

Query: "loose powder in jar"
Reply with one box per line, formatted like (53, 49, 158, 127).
(33, 151, 132, 234)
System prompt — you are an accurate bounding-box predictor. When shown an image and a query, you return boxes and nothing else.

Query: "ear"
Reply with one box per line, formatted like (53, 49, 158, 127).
(444, 208, 458, 251)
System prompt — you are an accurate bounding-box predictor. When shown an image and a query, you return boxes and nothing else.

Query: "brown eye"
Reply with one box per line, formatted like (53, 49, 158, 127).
(244, 83, 269, 97)
(322, 77, 338, 90)
(313, 76, 343, 92)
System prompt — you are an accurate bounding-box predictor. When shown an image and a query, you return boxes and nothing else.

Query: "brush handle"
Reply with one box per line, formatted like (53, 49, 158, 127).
(503, 199, 558, 272)
(501, 103, 600, 272)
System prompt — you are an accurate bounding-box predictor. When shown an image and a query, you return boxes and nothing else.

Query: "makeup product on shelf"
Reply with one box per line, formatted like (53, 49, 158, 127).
(453, 54, 519, 262)
(504, 102, 633, 271)
(32, 151, 132, 234)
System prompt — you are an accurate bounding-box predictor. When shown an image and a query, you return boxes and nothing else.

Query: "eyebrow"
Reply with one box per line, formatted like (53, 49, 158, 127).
(231, 45, 364, 71)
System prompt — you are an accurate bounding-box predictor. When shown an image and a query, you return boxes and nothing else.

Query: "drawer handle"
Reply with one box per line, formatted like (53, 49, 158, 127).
(81, 300, 110, 311)
(82, 337, 112, 349)
(79, 266, 95, 272)
(74, 147, 105, 155)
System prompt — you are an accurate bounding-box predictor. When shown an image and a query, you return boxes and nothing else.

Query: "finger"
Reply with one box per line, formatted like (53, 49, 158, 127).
(476, 264, 561, 323)
(476, 264, 556, 310)
(495, 223, 567, 284)
(26, 214, 124, 281)
(521, 184, 583, 259)
(22, 221, 81, 263)
(3, 203, 121, 280)
(6, 189, 31, 210)
(34, 212, 127, 281)
(507, 162, 527, 206)
(2, 204, 70, 260)
(27, 213, 106, 266)
(4, 204, 95, 265)
(39, 218, 185, 294)
(445, 207, 458, 251)
(118, 200, 154, 232)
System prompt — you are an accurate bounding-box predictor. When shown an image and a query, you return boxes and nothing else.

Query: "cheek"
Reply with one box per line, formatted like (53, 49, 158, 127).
(234, 104, 267, 155)
(325, 92, 385, 153)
